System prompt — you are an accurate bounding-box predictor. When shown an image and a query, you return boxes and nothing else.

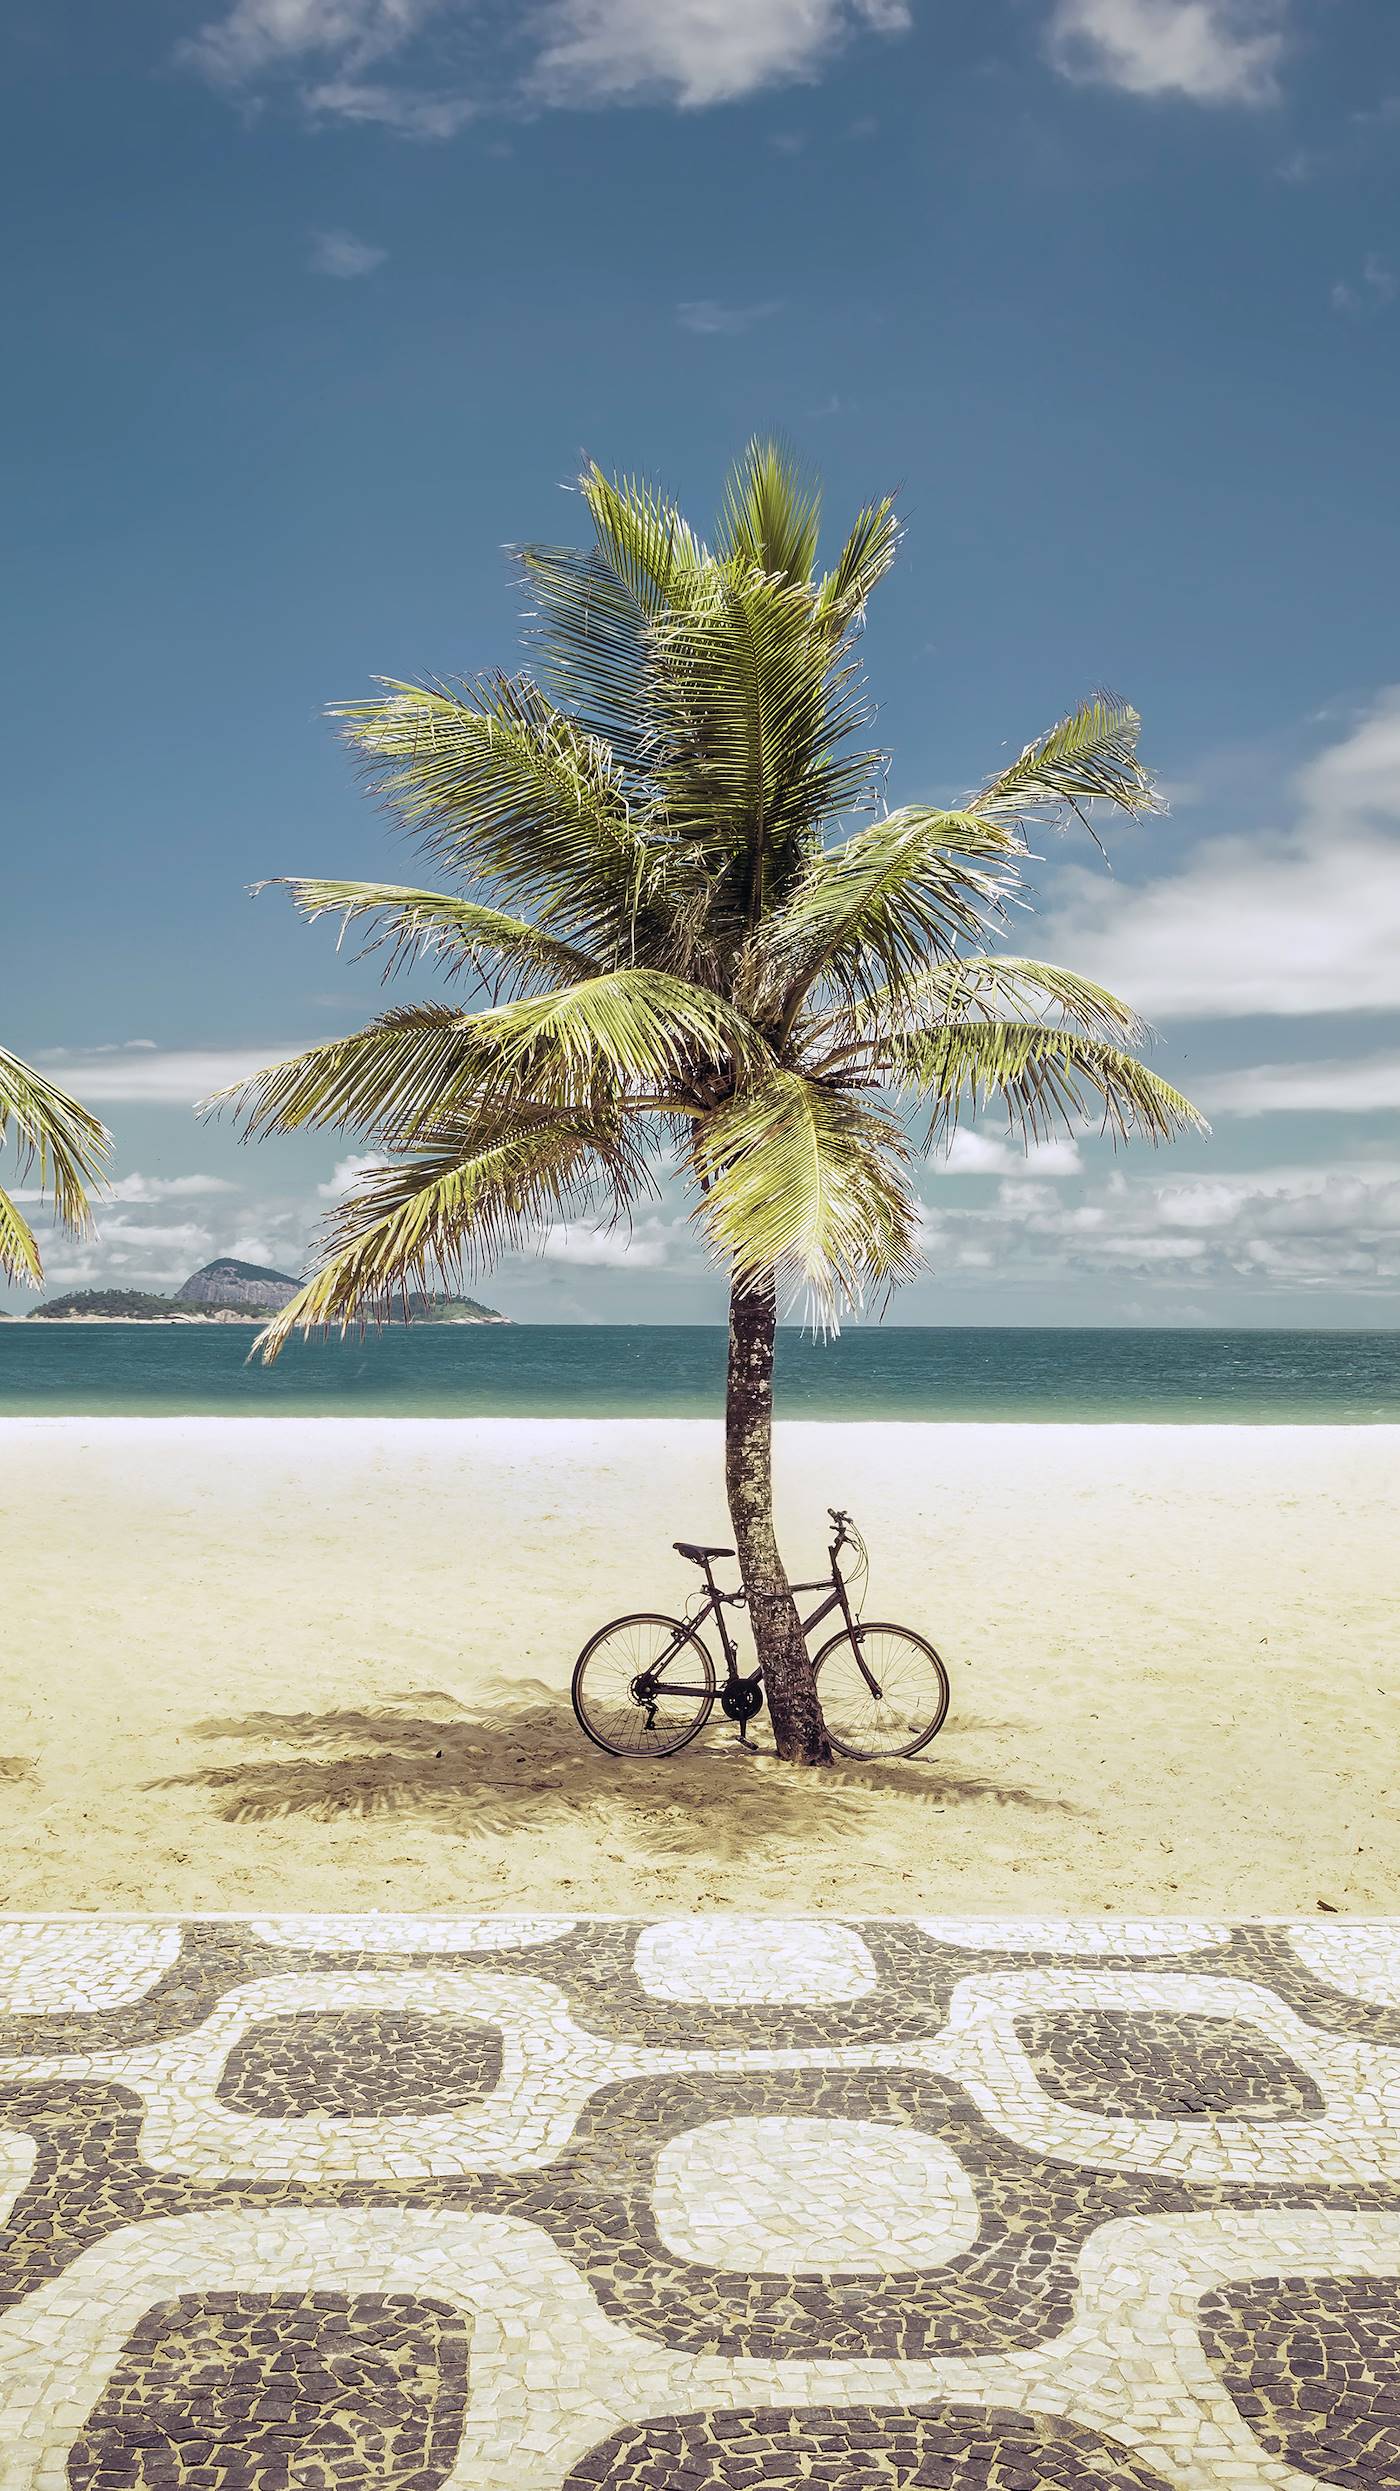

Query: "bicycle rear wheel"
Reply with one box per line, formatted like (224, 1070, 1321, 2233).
(571, 1614, 716, 1759)
(812, 1622, 950, 1760)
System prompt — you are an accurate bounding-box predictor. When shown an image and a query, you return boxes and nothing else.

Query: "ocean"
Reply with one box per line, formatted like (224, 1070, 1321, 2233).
(0, 1323, 1395, 1420)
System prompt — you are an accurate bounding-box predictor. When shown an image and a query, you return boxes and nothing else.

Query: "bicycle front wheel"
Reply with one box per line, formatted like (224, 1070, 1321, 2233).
(571, 1614, 716, 1759)
(812, 1622, 950, 1760)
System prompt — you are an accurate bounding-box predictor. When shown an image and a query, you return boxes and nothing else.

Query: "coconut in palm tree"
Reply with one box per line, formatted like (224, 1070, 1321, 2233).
(223, 444, 1203, 1767)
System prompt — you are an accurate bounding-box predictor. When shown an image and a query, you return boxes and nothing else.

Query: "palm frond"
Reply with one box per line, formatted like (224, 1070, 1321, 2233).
(715, 439, 822, 585)
(212, 971, 771, 1141)
(764, 809, 1020, 1031)
(0, 1044, 110, 1264)
(974, 695, 1161, 836)
(0, 1183, 43, 1288)
(814, 497, 901, 633)
(256, 1111, 652, 1359)
(891, 1020, 1206, 1148)
(517, 463, 703, 758)
(824, 953, 1153, 1056)
(694, 1070, 921, 1323)
(331, 675, 659, 956)
(650, 560, 882, 927)
(270, 878, 599, 993)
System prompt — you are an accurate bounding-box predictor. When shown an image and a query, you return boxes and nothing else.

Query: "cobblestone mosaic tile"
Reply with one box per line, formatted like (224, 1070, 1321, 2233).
(560, 2401, 1180, 2488)
(214, 2008, 505, 2118)
(0, 1914, 1395, 2489)
(1014, 2006, 1327, 2120)
(1198, 2273, 1400, 2487)
(66, 2289, 471, 2489)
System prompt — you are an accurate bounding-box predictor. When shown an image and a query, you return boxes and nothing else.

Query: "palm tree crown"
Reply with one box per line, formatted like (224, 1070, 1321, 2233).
(224, 443, 1204, 1349)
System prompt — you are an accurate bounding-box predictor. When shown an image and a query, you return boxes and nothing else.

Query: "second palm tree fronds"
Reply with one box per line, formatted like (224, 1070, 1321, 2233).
(0, 1045, 110, 1287)
(217, 443, 1204, 1766)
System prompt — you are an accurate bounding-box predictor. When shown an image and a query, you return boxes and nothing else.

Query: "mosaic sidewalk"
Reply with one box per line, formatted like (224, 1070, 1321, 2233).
(0, 1915, 1398, 2488)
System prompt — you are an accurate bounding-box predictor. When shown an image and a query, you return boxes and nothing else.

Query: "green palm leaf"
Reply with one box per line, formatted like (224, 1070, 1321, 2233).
(891, 1020, 1207, 1148)
(715, 439, 822, 586)
(215, 970, 772, 1141)
(519, 464, 703, 759)
(0, 1044, 110, 1282)
(825, 953, 1153, 1053)
(0, 1184, 43, 1287)
(270, 878, 600, 991)
(974, 695, 1161, 835)
(651, 561, 881, 929)
(258, 1111, 652, 1358)
(694, 1071, 921, 1321)
(331, 674, 660, 955)
(765, 810, 1021, 1031)
(814, 496, 901, 632)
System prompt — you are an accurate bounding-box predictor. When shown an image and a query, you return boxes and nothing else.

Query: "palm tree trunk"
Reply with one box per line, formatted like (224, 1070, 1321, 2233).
(725, 1269, 833, 1767)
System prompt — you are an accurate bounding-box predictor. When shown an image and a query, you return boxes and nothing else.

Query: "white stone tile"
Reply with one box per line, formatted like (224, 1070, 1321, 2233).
(1285, 1921, 1400, 2005)
(653, 2115, 981, 2273)
(0, 2129, 36, 2230)
(0, 1922, 181, 2012)
(251, 1915, 575, 1953)
(634, 1917, 875, 2002)
(918, 1919, 1231, 1956)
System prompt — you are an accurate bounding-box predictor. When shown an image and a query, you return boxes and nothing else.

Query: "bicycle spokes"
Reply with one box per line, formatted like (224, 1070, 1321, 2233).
(571, 1615, 716, 1759)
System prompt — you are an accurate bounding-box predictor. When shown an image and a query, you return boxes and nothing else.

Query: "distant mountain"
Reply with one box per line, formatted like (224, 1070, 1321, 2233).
(30, 1288, 257, 1322)
(397, 1294, 509, 1324)
(29, 1269, 509, 1324)
(177, 1257, 300, 1312)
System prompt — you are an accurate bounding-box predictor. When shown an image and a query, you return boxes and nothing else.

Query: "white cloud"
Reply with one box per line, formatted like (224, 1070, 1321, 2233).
(181, 0, 441, 86)
(539, 1219, 671, 1268)
(303, 77, 476, 133)
(1199, 1051, 1400, 1117)
(1046, 0, 1286, 104)
(307, 227, 388, 277)
(36, 1045, 305, 1105)
(676, 298, 783, 336)
(317, 1153, 384, 1198)
(182, 0, 908, 127)
(939, 1131, 1083, 1176)
(530, 0, 909, 108)
(918, 1160, 1400, 1294)
(12, 1172, 235, 1205)
(107, 1173, 240, 1202)
(1333, 255, 1396, 318)
(1038, 688, 1400, 1019)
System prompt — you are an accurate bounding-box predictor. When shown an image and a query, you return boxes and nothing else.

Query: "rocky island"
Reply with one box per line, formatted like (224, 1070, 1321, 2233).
(29, 1257, 509, 1324)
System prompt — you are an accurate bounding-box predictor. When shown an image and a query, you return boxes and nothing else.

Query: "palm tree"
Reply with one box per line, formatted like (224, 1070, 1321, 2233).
(222, 444, 1203, 1767)
(0, 1044, 110, 1287)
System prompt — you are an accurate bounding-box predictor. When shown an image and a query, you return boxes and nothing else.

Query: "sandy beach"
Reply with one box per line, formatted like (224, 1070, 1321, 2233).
(1, 1417, 1395, 1916)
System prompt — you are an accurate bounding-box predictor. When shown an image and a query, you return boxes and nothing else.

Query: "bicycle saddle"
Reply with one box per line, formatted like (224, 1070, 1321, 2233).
(674, 1540, 735, 1563)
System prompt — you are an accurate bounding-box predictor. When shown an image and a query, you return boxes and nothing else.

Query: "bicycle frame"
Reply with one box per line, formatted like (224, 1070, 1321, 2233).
(641, 1535, 863, 1703)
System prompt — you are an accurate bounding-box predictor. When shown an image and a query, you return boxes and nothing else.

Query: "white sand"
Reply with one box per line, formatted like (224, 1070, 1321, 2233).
(1, 1418, 1396, 1915)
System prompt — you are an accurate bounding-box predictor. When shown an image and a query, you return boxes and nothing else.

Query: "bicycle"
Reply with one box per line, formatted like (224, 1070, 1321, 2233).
(571, 1508, 950, 1763)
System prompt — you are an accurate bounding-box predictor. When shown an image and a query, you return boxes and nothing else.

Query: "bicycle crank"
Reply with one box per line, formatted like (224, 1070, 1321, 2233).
(719, 1680, 765, 1743)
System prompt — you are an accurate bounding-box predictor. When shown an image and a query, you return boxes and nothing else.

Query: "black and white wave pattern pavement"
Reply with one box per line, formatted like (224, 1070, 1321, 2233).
(0, 1912, 1397, 2487)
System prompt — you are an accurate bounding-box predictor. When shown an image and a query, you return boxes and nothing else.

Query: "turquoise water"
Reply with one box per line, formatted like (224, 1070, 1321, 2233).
(0, 1324, 1395, 1419)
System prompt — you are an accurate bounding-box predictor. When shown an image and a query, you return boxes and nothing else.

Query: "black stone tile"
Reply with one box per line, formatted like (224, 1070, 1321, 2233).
(214, 2011, 503, 2119)
(66, 2290, 470, 2489)
(1014, 2009, 1326, 2120)
(1199, 2274, 1400, 2488)
(561, 2401, 1180, 2489)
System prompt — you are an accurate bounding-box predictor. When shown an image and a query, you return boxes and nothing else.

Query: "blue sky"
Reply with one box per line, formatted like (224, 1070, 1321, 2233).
(4, 0, 1398, 1323)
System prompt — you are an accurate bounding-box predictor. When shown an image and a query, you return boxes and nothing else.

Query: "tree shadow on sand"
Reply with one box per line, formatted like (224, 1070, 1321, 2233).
(148, 1680, 1076, 1859)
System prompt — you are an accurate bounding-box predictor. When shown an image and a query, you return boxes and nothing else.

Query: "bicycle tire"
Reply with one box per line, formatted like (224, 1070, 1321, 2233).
(811, 1621, 950, 1760)
(571, 1613, 717, 1759)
